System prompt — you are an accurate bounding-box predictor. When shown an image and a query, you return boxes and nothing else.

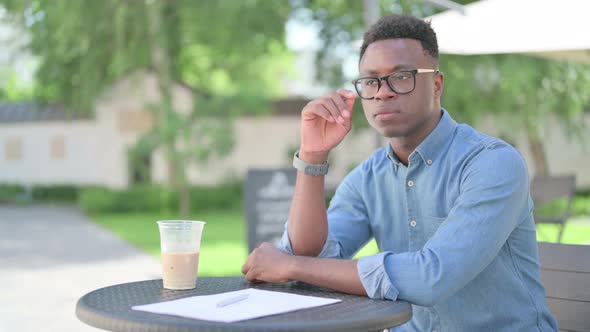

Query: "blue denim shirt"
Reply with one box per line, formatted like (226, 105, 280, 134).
(280, 109, 558, 331)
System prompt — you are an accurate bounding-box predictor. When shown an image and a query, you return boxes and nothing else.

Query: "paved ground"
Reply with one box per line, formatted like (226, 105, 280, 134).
(0, 205, 161, 332)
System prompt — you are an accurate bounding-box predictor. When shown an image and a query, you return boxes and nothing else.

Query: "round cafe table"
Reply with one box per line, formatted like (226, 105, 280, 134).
(76, 276, 412, 332)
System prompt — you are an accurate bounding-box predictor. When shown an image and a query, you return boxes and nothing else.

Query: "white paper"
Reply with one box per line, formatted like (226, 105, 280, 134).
(132, 288, 341, 323)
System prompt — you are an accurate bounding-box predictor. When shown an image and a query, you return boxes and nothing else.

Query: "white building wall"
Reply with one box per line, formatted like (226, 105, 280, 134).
(0, 121, 107, 186)
(187, 116, 303, 185)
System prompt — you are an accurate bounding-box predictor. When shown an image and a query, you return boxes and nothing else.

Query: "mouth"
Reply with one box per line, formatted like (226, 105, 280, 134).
(374, 110, 401, 121)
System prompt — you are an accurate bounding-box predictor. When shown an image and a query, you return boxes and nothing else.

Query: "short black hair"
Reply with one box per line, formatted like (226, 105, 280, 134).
(360, 14, 439, 63)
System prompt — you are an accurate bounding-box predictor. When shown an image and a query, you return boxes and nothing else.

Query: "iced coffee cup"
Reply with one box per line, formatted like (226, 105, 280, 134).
(157, 220, 206, 290)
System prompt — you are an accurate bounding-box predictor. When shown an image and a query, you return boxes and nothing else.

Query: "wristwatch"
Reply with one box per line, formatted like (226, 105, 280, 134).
(292, 150, 329, 176)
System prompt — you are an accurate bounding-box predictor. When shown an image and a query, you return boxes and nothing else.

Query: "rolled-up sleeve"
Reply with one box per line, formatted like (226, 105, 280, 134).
(278, 167, 372, 260)
(358, 252, 400, 300)
(279, 223, 346, 258)
(364, 145, 530, 306)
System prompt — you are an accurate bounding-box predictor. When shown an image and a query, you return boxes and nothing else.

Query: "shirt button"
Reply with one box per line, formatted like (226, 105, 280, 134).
(427, 159, 433, 165)
(407, 180, 414, 187)
(409, 220, 417, 227)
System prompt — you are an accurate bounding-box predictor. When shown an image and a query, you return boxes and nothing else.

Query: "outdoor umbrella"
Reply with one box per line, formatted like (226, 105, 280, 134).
(426, 0, 590, 63)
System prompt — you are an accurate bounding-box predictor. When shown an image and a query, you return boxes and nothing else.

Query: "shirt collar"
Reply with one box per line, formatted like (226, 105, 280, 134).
(413, 108, 457, 166)
(386, 144, 403, 167)
(386, 108, 457, 167)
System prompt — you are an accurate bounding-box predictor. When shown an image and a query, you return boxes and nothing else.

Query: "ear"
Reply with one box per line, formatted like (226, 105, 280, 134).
(434, 72, 444, 99)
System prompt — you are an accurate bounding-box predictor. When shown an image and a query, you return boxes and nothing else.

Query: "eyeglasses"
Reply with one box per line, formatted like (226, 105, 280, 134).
(351, 69, 440, 100)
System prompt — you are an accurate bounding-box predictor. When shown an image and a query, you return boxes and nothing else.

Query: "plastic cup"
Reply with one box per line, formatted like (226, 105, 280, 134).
(157, 220, 206, 290)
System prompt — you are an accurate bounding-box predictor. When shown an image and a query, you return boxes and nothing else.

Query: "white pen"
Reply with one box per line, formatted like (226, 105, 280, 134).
(216, 293, 249, 308)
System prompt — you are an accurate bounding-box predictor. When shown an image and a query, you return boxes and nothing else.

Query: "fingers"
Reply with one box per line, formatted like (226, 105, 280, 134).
(242, 243, 268, 276)
(330, 94, 349, 120)
(336, 88, 357, 101)
(303, 90, 355, 124)
(245, 268, 259, 282)
(241, 250, 254, 275)
(337, 89, 357, 116)
(303, 100, 333, 123)
(244, 249, 261, 282)
(241, 261, 250, 275)
(304, 98, 339, 123)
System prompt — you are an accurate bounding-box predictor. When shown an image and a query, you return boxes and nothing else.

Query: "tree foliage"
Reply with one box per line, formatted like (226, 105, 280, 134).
(0, 0, 293, 114)
(441, 53, 590, 174)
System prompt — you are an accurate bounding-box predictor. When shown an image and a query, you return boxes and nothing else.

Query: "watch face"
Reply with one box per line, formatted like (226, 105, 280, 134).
(308, 166, 317, 175)
(305, 165, 327, 176)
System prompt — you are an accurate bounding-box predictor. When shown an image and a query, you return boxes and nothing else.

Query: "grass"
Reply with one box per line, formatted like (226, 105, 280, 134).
(91, 210, 590, 277)
(91, 210, 249, 276)
(535, 217, 590, 244)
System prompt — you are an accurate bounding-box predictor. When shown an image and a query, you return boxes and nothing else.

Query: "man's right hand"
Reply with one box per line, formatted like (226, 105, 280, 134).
(299, 89, 357, 161)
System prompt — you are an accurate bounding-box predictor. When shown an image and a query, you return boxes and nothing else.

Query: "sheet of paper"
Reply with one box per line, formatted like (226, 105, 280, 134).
(132, 288, 342, 323)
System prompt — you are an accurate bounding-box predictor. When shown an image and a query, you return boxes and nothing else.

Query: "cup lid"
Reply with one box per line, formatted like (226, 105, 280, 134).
(157, 220, 206, 230)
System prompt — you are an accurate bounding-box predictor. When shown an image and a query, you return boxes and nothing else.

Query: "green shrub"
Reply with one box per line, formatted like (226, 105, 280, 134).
(573, 195, 590, 216)
(535, 194, 590, 218)
(78, 187, 119, 213)
(31, 185, 79, 202)
(535, 198, 567, 218)
(0, 184, 25, 202)
(79, 185, 175, 213)
(78, 182, 242, 213)
(1, 184, 81, 203)
(117, 184, 175, 212)
(189, 182, 243, 212)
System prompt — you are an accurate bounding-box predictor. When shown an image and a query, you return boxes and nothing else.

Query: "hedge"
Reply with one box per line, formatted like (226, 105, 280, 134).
(78, 182, 242, 213)
(1, 182, 589, 217)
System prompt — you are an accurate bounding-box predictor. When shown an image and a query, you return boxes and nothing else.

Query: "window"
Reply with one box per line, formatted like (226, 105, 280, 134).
(50, 136, 66, 160)
(118, 110, 153, 133)
(5, 138, 22, 161)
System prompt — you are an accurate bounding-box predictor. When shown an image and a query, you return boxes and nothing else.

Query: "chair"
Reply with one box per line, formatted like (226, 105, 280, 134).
(531, 175, 576, 243)
(538, 242, 590, 332)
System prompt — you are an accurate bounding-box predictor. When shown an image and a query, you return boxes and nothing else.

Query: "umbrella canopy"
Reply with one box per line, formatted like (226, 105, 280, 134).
(426, 0, 590, 63)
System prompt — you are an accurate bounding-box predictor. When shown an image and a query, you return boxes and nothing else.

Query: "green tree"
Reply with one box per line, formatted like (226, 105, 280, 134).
(441, 54, 590, 175)
(1, 0, 293, 215)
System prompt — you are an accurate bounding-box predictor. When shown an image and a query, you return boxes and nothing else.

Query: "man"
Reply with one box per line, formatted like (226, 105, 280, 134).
(242, 14, 558, 331)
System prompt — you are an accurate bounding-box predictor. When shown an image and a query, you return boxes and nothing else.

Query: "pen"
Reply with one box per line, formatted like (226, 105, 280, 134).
(216, 293, 249, 307)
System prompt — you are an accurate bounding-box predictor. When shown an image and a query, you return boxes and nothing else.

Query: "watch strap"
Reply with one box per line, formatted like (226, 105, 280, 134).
(292, 151, 329, 176)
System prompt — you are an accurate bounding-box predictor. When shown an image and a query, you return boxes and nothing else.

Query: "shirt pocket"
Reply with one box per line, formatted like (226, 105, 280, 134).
(423, 215, 447, 239)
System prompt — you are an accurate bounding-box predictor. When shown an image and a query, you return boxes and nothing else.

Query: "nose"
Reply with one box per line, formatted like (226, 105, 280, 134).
(375, 78, 398, 100)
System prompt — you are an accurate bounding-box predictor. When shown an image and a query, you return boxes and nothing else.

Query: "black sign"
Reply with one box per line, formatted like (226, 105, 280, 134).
(244, 168, 296, 253)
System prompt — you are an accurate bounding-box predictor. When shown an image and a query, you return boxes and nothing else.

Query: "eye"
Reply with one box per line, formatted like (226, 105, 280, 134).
(363, 78, 378, 86)
(392, 73, 412, 81)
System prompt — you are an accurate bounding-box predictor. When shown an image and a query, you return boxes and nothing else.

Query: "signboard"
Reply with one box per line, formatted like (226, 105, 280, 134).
(244, 168, 296, 253)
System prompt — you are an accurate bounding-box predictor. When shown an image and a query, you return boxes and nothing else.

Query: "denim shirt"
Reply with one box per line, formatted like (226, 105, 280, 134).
(280, 109, 558, 332)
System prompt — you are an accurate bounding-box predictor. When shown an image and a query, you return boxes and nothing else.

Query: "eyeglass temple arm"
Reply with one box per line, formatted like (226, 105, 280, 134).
(416, 69, 439, 74)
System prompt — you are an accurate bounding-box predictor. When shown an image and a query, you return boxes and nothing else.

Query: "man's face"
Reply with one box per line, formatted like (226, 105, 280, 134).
(358, 39, 443, 139)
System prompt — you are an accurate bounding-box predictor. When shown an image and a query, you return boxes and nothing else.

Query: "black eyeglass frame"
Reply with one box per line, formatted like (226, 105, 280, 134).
(351, 68, 440, 100)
